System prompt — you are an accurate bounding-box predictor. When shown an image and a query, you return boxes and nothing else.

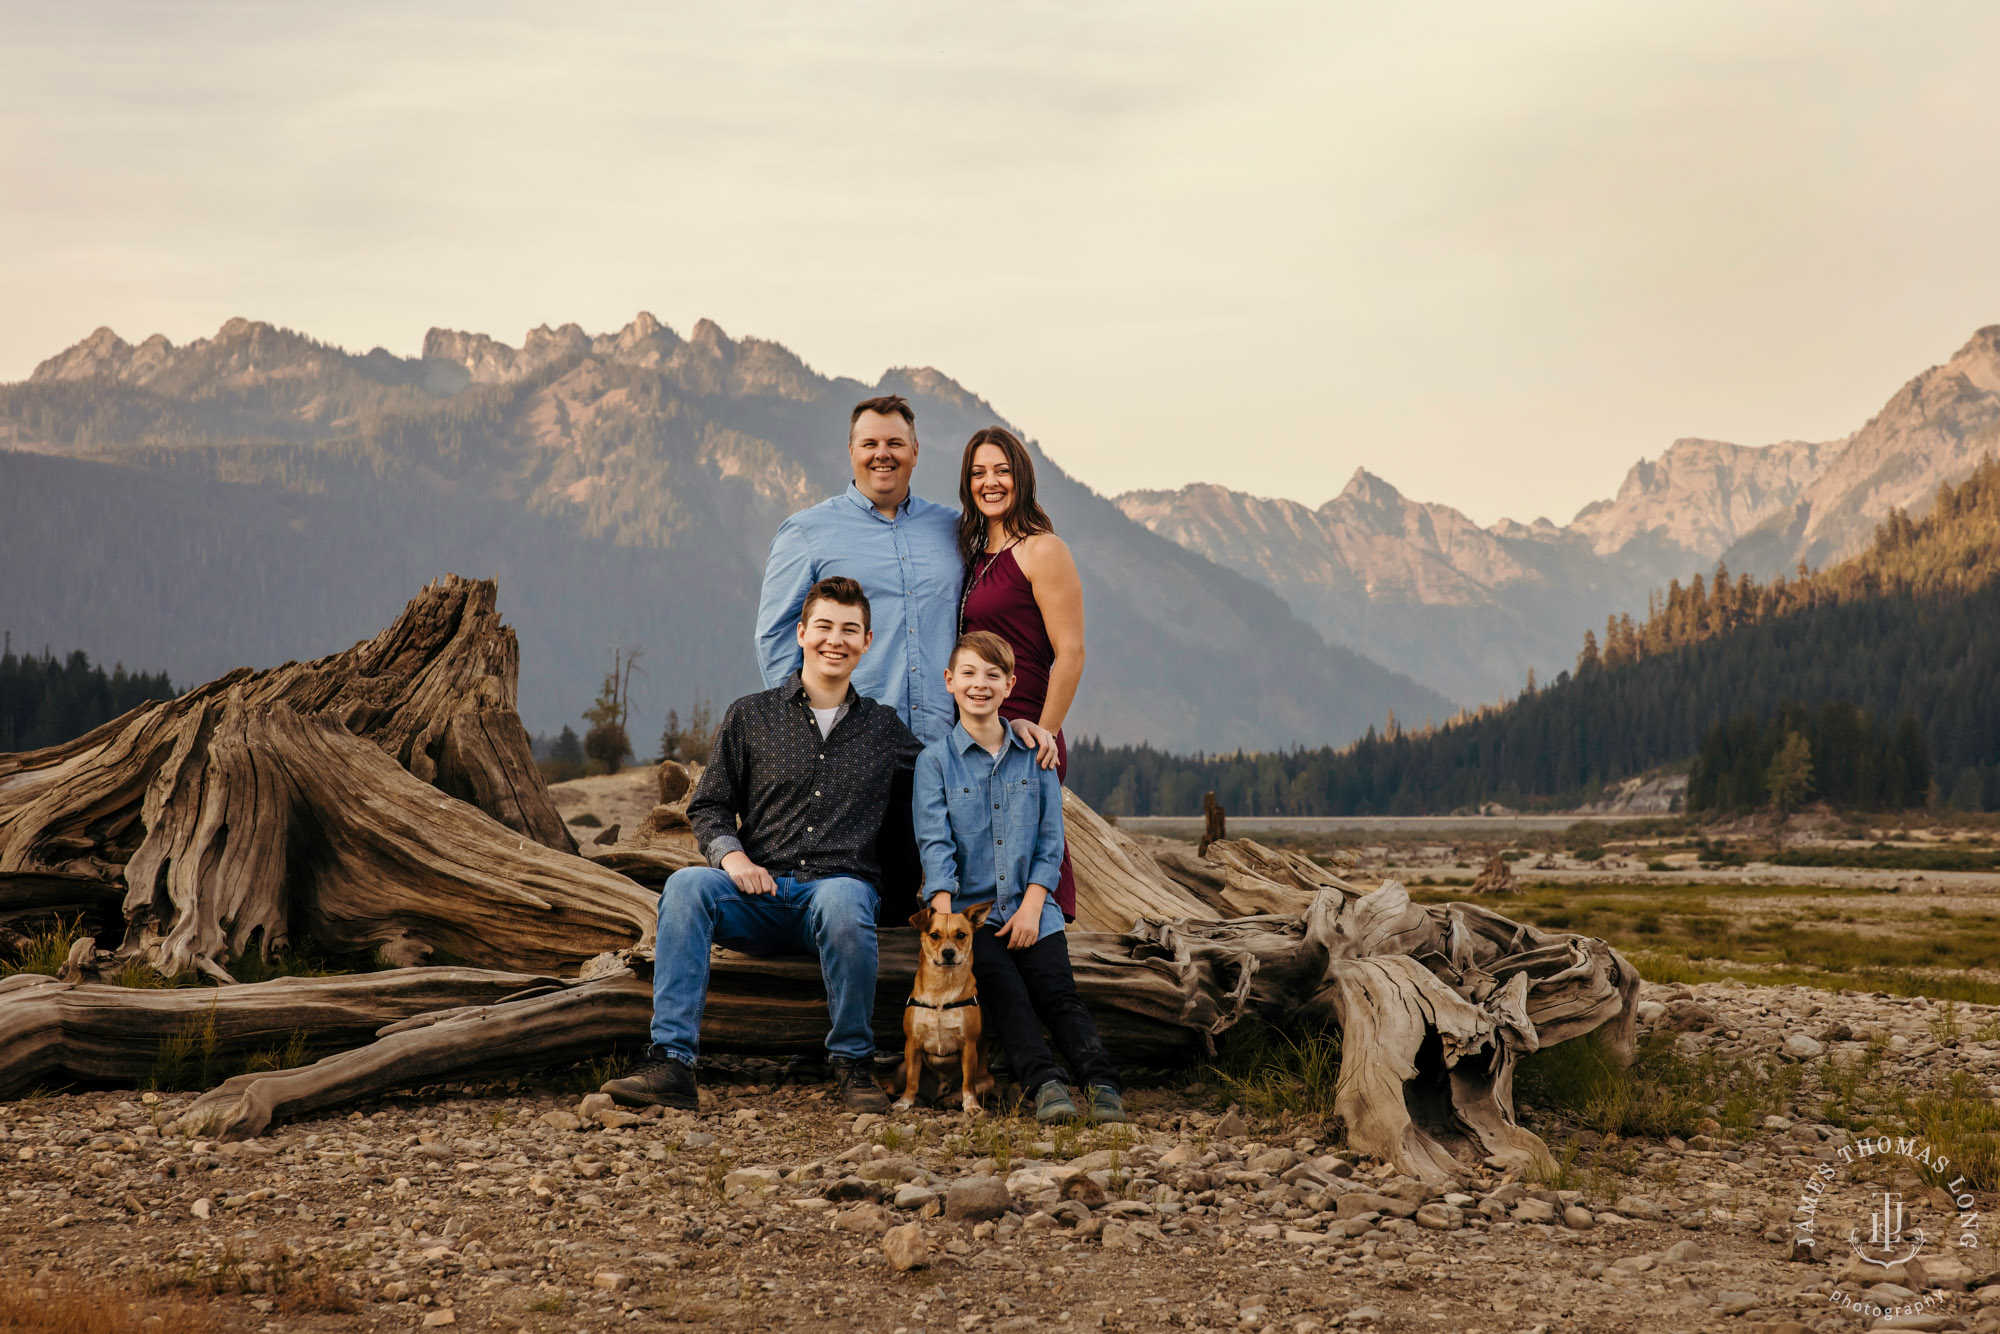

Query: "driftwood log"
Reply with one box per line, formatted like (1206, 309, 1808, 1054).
(0, 577, 1640, 1186)
(0, 577, 653, 979)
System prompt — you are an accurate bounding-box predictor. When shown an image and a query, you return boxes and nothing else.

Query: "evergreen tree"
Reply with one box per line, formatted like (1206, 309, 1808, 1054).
(1765, 732, 1813, 812)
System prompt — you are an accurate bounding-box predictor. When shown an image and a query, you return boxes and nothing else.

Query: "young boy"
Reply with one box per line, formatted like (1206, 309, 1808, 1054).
(912, 630, 1125, 1124)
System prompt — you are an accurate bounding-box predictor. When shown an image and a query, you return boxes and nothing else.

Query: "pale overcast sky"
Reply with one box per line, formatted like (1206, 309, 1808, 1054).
(4, 1, 1998, 526)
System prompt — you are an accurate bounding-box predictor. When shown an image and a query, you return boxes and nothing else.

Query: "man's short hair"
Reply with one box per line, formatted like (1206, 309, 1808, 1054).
(801, 575, 871, 632)
(849, 394, 916, 440)
(950, 630, 1014, 676)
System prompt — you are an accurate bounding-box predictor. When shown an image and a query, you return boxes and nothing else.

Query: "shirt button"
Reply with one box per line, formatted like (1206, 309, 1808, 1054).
(807, 826, 815, 833)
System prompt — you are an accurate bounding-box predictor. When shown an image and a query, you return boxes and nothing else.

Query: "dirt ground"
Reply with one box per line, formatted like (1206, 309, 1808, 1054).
(4, 976, 2000, 1334)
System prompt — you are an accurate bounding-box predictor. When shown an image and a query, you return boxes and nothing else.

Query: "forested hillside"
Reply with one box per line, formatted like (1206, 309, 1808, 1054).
(1070, 459, 2000, 815)
(0, 644, 173, 751)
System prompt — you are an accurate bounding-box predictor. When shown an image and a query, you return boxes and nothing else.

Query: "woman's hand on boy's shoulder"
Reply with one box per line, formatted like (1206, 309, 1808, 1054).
(1010, 717, 1060, 768)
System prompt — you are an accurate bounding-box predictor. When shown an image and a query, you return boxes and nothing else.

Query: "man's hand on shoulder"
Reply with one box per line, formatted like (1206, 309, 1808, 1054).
(1010, 717, 1061, 770)
(721, 851, 778, 896)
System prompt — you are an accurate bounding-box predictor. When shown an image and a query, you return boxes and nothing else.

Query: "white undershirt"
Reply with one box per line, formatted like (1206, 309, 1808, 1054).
(811, 705, 839, 739)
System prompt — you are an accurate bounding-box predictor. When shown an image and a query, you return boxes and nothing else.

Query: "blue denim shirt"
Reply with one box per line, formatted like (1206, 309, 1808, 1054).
(756, 483, 964, 746)
(914, 722, 1067, 939)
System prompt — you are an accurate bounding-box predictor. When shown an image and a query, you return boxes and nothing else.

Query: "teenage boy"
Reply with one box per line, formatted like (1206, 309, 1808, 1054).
(911, 630, 1125, 1124)
(603, 577, 919, 1112)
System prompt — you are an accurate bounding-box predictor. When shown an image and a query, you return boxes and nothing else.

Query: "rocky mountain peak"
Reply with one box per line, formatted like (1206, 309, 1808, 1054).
(31, 326, 136, 382)
(877, 367, 996, 423)
(1332, 467, 1407, 517)
(688, 319, 735, 362)
(1566, 436, 1832, 559)
(30, 318, 327, 387)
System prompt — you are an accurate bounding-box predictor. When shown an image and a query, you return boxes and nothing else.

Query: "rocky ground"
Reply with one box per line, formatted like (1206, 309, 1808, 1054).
(3, 979, 1998, 1333)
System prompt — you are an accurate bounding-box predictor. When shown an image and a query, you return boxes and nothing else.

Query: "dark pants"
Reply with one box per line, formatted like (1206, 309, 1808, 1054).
(972, 926, 1122, 1095)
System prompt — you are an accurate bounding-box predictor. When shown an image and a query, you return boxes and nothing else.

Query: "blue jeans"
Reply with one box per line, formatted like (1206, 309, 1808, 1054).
(651, 866, 880, 1065)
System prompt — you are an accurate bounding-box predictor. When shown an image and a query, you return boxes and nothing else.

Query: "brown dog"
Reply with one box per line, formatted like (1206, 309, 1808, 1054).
(891, 903, 994, 1115)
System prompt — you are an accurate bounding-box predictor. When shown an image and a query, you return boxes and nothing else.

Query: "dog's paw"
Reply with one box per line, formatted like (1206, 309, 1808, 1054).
(961, 1100, 984, 1118)
(891, 1098, 915, 1113)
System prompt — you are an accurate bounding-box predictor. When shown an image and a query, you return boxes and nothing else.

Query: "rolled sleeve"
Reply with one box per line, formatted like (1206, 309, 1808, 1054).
(1026, 767, 1066, 891)
(912, 748, 960, 901)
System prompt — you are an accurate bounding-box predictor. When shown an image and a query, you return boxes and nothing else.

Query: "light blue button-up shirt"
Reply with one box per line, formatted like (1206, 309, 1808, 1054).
(756, 483, 964, 745)
(913, 722, 1067, 939)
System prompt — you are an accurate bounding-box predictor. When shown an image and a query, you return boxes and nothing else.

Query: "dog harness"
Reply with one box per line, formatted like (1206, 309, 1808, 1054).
(905, 997, 978, 1010)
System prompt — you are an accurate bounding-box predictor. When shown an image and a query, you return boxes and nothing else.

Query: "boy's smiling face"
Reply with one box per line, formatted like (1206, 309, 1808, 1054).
(945, 651, 1013, 725)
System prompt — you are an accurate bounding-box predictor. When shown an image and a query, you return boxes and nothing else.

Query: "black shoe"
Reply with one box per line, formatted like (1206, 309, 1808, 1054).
(830, 1054, 891, 1113)
(601, 1047, 698, 1109)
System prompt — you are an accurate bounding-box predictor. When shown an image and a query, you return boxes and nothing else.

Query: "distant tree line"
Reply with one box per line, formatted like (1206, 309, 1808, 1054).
(1581, 455, 2000, 671)
(1068, 464, 2000, 817)
(1686, 701, 1932, 814)
(0, 643, 175, 751)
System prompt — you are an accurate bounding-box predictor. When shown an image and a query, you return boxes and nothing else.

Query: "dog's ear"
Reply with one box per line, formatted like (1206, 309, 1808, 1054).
(964, 901, 994, 930)
(906, 906, 933, 931)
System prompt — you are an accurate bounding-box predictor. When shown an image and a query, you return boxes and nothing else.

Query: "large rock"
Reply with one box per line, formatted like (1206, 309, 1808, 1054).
(946, 1177, 1014, 1223)
(882, 1221, 928, 1271)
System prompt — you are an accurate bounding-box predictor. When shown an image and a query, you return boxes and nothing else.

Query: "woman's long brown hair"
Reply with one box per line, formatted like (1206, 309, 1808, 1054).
(956, 426, 1054, 564)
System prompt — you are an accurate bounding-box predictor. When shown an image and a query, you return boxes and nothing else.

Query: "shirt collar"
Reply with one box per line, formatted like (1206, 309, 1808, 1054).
(785, 671, 859, 709)
(952, 719, 1024, 756)
(843, 480, 914, 521)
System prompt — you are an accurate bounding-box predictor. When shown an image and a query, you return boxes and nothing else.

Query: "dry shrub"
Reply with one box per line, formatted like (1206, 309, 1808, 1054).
(0, 1276, 215, 1334)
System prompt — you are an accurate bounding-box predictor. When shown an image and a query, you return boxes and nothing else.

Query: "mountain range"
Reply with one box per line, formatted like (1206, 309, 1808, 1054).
(0, 315, 1450, 753)
(1117, 325, 2000, 705)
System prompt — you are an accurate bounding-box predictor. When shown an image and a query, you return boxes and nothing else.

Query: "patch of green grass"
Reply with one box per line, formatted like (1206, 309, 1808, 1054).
(959, 1116, 1030, 1171)
(1815, 1045, 2000, 1191)
(528, 1292, 568, 1314)
(144, 1003, 222, 1092)
(1892, 1070, 2000, 1191)
(1209, 1020, 1345, 1127)
(240, 1029, 312, 1075)
(1407, 881, 2000, 1004)
(0, 913, 88, 977)
(1515, 1030, 1797, 1140)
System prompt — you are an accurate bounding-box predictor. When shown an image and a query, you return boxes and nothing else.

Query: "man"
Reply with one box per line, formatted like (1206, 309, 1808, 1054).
(755, 394, 1057, 757)
(603, 577, 918, 1112)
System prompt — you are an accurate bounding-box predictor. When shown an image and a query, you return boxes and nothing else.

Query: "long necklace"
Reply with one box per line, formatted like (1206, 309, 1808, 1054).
(957, 532, 1018, 633)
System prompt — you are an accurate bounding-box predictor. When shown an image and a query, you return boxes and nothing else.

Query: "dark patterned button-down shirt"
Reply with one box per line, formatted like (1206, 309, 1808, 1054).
(690, 673, 923, 887)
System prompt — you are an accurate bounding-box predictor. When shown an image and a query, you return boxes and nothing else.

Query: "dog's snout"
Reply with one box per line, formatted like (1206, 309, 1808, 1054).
(939, 948, 959, 964)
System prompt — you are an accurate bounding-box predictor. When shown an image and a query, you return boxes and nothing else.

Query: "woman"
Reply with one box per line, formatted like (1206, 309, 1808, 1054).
(956, 426, 1086, 920)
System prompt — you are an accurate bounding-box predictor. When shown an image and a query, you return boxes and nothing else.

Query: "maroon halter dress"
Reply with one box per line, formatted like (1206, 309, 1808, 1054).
(960, 543, 1077, 920)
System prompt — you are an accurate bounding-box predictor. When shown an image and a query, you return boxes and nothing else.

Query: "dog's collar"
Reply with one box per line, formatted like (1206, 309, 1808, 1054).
(906, 996, 978, 1011)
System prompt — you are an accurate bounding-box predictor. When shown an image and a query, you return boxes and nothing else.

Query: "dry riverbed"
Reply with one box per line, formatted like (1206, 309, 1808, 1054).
(4, 980, 2000, 1334)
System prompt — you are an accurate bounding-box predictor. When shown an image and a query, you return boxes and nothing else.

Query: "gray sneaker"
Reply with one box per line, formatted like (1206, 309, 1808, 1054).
(1085, 1084, 1127, 1124)
(1032, 1080, 1079, 1124)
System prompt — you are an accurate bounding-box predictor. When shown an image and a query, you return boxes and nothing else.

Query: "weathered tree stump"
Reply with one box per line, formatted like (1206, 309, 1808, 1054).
(1471, 851, 1520, 894)
(0, 577, 653, 979)
(1198, 790, 1226, 856)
